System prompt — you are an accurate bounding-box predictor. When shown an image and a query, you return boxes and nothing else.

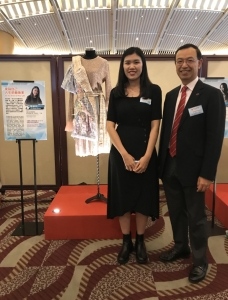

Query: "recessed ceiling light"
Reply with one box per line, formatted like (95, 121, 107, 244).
(195, 16, 197, 19)
(52, 208, 61, 213)
(86, 17, 88, 20)
(136, 37, 139, 41)
(180, 39, 183, 43)
(90, 40, 92, 43)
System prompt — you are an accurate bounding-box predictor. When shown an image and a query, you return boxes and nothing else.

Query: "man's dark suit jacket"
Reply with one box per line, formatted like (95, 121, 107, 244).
(159, 79, 226, 186)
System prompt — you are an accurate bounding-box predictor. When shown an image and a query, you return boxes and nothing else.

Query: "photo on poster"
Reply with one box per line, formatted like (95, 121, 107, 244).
(201, 78, 228, 138)
(1, 81, 47, 140)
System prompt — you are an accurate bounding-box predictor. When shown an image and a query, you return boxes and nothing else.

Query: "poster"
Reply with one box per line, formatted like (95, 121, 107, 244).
(1, 81, 47, 140)
(201, 78, 228, 138)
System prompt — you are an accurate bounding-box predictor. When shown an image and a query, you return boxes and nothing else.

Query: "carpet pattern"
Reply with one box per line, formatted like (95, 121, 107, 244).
(0, 189, 228, 299)
(0, 190, 56, 202)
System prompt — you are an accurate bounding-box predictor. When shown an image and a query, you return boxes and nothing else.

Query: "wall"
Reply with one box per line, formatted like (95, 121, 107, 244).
(0, 60, 56, 186)
(0, 56, 227, 188)
(207, 60, 228, 183)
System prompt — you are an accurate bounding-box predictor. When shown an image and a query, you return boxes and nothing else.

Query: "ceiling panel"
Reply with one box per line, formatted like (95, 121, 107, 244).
(11, 14, 69, 53)
(62, 9, 110, 53)
(0, 0, 227, 55)
(165, 9, 221, 37)
(0, 21, 11, 34)
(157, 8, 225, 54)
(116, 8, 167, 51)
(0, 21, 25, 49)
(0, 0, 52, 19)
(117, 8, 166, 33)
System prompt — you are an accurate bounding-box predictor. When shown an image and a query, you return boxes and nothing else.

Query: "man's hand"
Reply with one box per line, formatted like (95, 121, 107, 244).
(197, 176, 213, 192)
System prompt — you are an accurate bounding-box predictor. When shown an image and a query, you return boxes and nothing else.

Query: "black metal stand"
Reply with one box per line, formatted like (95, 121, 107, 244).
(12, 139, 44, 236)
(85, 154, 107, 203)
(207, 177, 225, 236)
(211, 178, 216, 228)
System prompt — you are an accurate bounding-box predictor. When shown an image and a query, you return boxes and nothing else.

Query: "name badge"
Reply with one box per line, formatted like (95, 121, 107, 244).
(140, 97, 151, 105)
(188, 105, 204, 116)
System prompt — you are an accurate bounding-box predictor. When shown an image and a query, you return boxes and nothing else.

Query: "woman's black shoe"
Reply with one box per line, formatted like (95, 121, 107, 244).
(135, 233, 148, 264)
(117, 233, 134, 264)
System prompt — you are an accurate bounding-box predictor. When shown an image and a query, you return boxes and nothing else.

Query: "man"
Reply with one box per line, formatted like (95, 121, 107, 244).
(158, 44, 225, 284)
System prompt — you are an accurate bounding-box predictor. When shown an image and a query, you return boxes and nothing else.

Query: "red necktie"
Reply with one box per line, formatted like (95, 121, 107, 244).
(169, 86, 187, 157)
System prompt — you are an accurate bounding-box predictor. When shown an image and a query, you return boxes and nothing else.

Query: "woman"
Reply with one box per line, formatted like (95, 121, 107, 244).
(106, 47, 162, 264)
(25, 86, 42, 105)
(220, 83, 228, 104)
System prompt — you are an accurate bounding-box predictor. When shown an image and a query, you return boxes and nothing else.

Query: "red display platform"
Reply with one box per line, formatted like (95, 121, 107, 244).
(44, 185, 136, 240)
(205, 183, 228, 229)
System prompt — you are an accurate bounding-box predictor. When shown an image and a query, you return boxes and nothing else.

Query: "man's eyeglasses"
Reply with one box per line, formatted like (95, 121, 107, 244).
(176, 58, 198, 65)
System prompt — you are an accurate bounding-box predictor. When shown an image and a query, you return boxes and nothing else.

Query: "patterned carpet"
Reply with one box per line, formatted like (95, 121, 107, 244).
(0, 190, 56, 202)
(0, 189, 228, 300)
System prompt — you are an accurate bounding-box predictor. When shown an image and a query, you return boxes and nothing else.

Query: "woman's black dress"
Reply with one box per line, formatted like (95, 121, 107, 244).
(107, 84, 162, 219)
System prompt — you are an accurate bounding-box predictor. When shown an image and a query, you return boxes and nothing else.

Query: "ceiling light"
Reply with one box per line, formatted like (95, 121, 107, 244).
(180, 39, 183, 43)
(29, 2, 36, 15)
(203, 0, 210, 10)
(136, 37, 139, 41)
(52, 208, 61, 213)
(218, 0, 225, 11)
(210, 0, 217, 10)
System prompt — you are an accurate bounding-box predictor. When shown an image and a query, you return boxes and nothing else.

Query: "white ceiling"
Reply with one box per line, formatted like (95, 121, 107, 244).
(0, 0, 227, 55)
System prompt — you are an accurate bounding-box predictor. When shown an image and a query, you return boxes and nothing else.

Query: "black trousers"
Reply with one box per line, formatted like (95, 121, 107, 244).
(162, 152, 208, 266)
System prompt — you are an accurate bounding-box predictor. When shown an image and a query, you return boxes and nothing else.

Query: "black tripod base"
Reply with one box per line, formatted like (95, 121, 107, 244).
(207, 220, 226, 237)
(11, 222, 44, 236)
(85, 193, 107, 204)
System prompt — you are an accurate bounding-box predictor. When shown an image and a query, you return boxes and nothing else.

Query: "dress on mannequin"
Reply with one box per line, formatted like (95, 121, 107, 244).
(61, 47, 112, 157)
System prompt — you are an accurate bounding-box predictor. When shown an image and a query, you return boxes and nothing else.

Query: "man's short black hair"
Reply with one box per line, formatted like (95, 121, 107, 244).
(175, 44, 202, 61)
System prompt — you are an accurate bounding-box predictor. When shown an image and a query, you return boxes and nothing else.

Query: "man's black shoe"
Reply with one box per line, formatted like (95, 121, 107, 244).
(188, 263, 208, 283)
(159, 248, 190, 262)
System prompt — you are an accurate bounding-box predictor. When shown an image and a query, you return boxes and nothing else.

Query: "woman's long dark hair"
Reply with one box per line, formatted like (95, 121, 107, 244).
(30, 86, 41, 99)
(114, 47, 152, 98)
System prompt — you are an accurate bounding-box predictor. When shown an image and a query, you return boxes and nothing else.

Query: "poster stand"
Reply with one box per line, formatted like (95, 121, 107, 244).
(211, 178, 216, 228)
(85, 154, 107, 203)
(207, 177, 225, 236)
(11, 139, 44, 236)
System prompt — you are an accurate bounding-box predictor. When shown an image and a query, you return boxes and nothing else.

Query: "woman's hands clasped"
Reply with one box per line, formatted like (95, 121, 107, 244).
(133, 156, 149, 173)
(123, 153, 149, 173)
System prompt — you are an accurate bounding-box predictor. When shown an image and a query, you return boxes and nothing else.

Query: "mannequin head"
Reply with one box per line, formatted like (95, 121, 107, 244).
(83, 47, 97, 59)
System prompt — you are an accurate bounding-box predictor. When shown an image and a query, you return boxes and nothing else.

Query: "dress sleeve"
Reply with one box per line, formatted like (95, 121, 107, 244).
(107, 89, 117, 123)
(65, 92, 74, 132)
(61, 64, 77, 94)
(103, 60, 112, 109)
(151, 84, 162, 120)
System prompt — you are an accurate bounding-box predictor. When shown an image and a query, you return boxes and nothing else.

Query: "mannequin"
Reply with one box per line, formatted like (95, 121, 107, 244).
(82, 47, 106, 203)
(83, 47, 97, 59)
(61, 46, 112, 203)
